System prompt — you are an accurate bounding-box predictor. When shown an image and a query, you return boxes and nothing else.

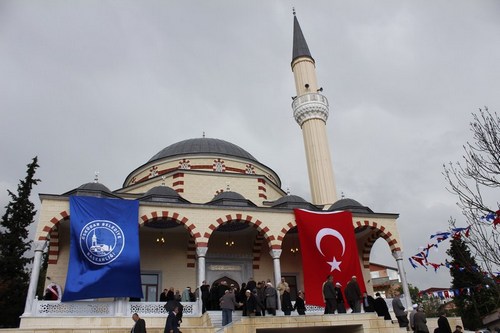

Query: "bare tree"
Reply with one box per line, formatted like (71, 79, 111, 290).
(443, 107, 500, 275)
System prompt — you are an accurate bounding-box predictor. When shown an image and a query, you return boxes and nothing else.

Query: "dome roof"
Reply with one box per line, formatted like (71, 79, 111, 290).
(270, 194, 319, 210)
(63, 182, 115, 197)
(77, 182, 112, 193)
(144, 186, 180, 197)
(328, 198, 373, 214)
(272, 194, 307, 206)
(140, 185, 190, 204)
(207, 191, 256, 207)
(212, 191, 247, 201)
(148, 138, 258, 163)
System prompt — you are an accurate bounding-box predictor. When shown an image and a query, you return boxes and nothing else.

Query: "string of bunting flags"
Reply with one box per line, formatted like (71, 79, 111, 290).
(417, 284, 495, 299)
(407, 210, 500, 280)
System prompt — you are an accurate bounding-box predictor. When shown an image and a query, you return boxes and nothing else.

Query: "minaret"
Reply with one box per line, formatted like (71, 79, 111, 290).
(291, 12, 338, 206)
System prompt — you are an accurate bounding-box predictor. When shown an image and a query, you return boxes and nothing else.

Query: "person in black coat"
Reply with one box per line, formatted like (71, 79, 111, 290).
(246, 278, 257, 293)
(209, 282, 220, 310)
(164, 307, 180, 333)
(437, 312, 452, 333)
(131, 313, 146, 333)
(362, 292, 375, 312)
(322, 275, 337, 314)
(200, 281, 210, 312)
(164, 300, 184, 327)
(166, 287, 175, 302)
(373, 292, 392, 320)
(243, 290, 258, 316)
(160, 289, 168, 302)
(335, 283, 346, 313)
(294, 290, 306, 315)
(281, 288, 293, 315)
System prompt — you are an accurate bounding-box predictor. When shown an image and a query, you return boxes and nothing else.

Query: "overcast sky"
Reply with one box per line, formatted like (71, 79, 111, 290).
(1, 1, 499, 290)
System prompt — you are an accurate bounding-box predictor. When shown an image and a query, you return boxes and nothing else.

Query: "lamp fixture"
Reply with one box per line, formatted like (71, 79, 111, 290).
(156, 233, 165, 244)
(225, 232, 235, 247)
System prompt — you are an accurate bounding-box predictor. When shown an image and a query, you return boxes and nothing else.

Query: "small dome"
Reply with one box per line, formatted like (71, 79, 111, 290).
(141, 186, 189, 204)
(270, 194, 319, 210)
(149, 138, 258, 163)
(329, 198, 373, 213)
(212, 191, 247, 201)
(63, 182, 114, 197)
(272, 194, 307, 206)
(77, 182, 112, 193)
(207, 191, 255, 207)
(144, 186, 180, 197)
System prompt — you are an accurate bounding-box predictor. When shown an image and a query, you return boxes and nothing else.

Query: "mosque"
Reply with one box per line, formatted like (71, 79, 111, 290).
(18, 13, 421, 333)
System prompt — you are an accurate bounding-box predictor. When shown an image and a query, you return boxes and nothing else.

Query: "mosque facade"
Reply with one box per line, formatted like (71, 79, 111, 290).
(21, 14, 411, 324)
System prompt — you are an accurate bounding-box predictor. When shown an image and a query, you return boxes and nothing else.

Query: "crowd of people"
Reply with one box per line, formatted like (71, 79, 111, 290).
(133, 276, 470, 332)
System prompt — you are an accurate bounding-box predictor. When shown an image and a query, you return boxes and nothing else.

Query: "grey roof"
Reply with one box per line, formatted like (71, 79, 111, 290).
(78, 182, 112, 192)
(292, 15, 313, 63)
(270, 194, 319, 210)
(63, 182, 116, 198)
(144, 186, 180, 197)
(140, 186, 190, 204)
(148, 138, 258, 163)
(328, 198, 374, 214)
(207, 191, 256, 207)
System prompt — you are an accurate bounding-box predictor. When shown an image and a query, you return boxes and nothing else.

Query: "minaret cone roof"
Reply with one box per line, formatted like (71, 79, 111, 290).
(292, 14, 314, 63)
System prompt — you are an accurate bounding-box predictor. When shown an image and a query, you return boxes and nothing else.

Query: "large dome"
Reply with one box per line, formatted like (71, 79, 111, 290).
(148, 138, 258, 163)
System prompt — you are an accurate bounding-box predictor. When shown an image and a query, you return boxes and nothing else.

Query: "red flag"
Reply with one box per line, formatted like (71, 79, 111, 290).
(294, 209, 366, 307)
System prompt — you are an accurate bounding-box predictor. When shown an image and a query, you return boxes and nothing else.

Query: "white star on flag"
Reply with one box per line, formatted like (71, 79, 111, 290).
(327, 257, 342, 272)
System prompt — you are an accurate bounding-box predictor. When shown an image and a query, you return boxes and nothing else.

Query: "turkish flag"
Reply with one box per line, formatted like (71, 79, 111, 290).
(294, 209, 365, 307)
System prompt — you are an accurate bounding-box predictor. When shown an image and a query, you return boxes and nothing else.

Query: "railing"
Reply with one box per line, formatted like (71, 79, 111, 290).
(31, 299, 200, 317)
(291, 93, 329, 110)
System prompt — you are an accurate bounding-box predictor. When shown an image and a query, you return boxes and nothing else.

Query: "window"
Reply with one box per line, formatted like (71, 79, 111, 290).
(141, 273, 159, 302)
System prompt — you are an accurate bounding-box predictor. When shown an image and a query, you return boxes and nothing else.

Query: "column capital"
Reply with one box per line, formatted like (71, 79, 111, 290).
(196, 246, 208, 257)
(33, 240, 47, 252)
(269, 249, 282, 259)
(392, 250, 404, 260)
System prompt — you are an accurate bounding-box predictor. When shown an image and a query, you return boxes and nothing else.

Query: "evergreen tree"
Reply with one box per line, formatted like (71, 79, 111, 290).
(0, 157, 40, 328)
(447, 236, 498, 330)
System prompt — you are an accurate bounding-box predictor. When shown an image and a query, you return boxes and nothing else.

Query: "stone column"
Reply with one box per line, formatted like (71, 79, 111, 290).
(196, 246, 208, 315)
(270, 249, 282, 310)
(392, 250, 412, 310)
(196, 247, 208, 291)
(23, 240, 47, 316)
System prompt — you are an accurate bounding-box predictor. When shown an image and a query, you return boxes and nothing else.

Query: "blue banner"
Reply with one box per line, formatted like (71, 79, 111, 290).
(62, 196, 143, 302)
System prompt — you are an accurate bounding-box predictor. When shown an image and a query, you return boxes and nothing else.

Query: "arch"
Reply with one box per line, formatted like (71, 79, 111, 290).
(203, 213, 277, 249)
(139, 210, 201, 244)
(354, 220, 400, 269)
(48, 226, 60, 264)
(38, 210, 70, 241)
(211, 277, 240, 290)
(252, 231, 265, 269)
(140, 210, 200, 268)
(276, 220, 297, 246)
(275, 217, 400, 269)
(38, 210, 70, 265)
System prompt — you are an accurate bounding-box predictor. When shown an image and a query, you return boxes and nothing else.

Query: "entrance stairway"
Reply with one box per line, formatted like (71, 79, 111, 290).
(206, 310, 243, 329)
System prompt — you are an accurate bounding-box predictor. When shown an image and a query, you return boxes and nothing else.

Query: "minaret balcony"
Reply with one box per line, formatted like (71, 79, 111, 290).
(292, 93, 329, 126)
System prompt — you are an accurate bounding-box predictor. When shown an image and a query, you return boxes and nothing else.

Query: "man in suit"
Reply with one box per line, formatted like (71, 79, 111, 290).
(322, 275, 337, 314)
(437, 311, 452, 333)
(165, 306, 180, 333)
(374, 292, 392, 320)
(131, 313, 146, 333)
(392, 291, 409, 328)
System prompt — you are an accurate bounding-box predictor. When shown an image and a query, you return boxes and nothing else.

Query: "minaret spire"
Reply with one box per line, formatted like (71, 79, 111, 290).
(292, 10, 313, 63)
(291, 14, 338, 206)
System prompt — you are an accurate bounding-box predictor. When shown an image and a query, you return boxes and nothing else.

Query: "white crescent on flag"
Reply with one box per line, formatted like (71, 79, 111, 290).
(315, 228, 346, 256)
(315, 228, 346, 272)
